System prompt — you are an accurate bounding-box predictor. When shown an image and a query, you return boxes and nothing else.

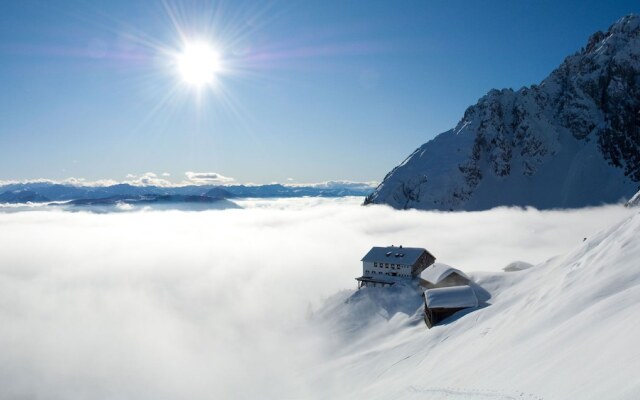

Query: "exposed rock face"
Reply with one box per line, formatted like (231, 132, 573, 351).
(366, 15, 640, 210)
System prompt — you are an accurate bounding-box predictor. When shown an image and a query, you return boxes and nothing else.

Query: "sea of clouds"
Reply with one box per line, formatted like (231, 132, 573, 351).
(0, 198, 635, 399)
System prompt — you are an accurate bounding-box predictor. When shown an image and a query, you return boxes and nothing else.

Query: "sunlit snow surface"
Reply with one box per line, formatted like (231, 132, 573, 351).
(0, 198, 638, 399)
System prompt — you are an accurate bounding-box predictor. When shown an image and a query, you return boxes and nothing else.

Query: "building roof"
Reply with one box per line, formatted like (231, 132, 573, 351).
(424, 285, 478, 309)
(361, 246, 430, 265)
(420, 262, 469, 285)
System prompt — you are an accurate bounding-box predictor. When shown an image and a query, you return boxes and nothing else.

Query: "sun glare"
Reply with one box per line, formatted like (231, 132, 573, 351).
(176, 42, 221, 86)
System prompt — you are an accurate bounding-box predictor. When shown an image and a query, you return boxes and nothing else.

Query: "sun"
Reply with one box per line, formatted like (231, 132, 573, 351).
(176, 41, 222, 86)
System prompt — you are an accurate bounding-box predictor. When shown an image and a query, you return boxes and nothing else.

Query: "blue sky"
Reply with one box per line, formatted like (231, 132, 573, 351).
(0, 0, 638, 185)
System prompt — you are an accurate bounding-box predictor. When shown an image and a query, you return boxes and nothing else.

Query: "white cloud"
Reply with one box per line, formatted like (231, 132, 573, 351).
(184, 171, 235, 184)
(61, 177, 120, 187)
(0, 176, 377, 189)
(123, 172, 173, 187)
(0, 199, 635, 398)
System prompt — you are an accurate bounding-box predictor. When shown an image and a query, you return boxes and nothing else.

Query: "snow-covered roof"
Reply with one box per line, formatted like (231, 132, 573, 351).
(361, 246, 431, 265)
(420, 262, 469, 285)
(424, 285, 478, 309)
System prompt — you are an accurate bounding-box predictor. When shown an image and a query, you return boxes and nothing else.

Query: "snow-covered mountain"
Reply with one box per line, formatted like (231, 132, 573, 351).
(366, 15, 640, 210)
(0, 190, 50, 203)
(312, 210, 640, 399)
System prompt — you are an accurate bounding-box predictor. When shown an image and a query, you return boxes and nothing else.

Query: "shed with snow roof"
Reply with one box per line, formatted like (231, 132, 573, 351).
(356, 245, 436, 288)
(423, 285, 478, 328)
(419, 262, 470, 289)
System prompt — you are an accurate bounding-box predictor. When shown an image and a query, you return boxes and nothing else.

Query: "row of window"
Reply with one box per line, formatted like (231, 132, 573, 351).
(373, 262, 406, 269)
(365, 270, 410, 277)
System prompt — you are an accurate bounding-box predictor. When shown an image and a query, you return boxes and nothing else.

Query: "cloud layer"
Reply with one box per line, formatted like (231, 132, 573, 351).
(184, 171, 235, 184)
(0, 174, 378, 189)
(0, 199, 635, 399)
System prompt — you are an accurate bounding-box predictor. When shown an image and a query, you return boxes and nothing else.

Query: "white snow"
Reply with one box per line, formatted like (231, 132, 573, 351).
(312, 209, 640, 399)
(502, 260, 534, 272)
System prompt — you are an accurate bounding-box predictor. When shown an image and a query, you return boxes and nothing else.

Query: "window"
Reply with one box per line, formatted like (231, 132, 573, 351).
(385, 263, 389, 268)
(374, 262, 378, 267)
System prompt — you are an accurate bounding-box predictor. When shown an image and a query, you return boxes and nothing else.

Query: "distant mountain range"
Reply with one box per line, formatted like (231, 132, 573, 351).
(0, 182, 373, 206)
(66, 194, 228, 206)
(366, 15, 640, 210)
(0, 190, 50, 203)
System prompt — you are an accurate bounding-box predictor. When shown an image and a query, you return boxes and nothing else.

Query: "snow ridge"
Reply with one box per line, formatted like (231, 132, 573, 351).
(366, 15, 640, 210)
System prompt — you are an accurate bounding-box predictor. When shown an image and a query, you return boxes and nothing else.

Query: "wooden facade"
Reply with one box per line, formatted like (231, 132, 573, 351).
(412, 251, 437, 276)
(423, 306, 468, 328)
(422, 285, 478, 328)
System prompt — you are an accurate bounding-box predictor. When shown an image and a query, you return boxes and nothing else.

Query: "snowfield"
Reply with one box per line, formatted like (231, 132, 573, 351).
(313, 209, 640, 399)
(0, 198, 638, 399)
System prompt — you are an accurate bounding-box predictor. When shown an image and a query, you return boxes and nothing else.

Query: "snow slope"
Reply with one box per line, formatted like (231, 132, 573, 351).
(366, 15, 640, 210)
(312, 210, 640, 399)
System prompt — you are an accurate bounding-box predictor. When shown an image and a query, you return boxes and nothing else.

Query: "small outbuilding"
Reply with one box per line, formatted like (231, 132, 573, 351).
(419, 262, 470, 289)
(423, 285, 478, 328)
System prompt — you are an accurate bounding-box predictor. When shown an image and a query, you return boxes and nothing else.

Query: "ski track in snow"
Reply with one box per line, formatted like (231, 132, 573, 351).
(405, 386, 544, 400)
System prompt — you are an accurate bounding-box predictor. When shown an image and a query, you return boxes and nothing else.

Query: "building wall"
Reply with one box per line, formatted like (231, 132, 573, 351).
(424, 306, 468, 328)
(412, 252, 436, 276)
(362, 260, 413, 279)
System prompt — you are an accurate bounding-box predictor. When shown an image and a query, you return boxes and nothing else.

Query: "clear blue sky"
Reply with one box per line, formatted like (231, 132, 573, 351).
(1, 0, 638, 185)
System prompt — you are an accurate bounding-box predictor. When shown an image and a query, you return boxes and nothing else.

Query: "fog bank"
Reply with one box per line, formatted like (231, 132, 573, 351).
(0, 199, 634, 398)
